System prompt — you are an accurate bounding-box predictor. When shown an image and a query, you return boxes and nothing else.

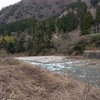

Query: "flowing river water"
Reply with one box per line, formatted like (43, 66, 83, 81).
(16, 56, 100, 88)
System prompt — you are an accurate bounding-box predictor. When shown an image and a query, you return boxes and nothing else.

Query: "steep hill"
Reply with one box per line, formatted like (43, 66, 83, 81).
(0, 0, 78, 25)
(0, 0, 100, 25)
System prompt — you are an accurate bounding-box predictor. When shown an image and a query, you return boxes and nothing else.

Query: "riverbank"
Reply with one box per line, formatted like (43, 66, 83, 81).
(15, 56, 100, 88)
(14, 56, 66, 63)
(0, 57, 100, 100)
(15, 56, 100, 69)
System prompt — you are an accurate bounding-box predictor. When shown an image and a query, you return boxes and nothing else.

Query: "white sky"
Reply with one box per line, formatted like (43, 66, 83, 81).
(0, 0, 21, 10)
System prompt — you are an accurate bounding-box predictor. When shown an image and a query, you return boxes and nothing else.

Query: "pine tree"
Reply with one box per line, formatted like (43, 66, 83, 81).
(81, 11, 94, 35)
(96, 6, 100, 23)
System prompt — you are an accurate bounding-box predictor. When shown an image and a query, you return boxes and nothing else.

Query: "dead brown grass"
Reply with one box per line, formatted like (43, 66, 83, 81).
(0, 57, 20, 66)
(0, 58, 100, 100)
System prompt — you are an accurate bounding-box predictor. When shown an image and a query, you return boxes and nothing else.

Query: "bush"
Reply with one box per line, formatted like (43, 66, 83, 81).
(69, 33, 100, 55)
(0, 36, 16, 54)
(90, 33, 100, 42)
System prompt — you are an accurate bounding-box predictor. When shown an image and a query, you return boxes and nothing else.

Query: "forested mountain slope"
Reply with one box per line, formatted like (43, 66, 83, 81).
(0, 0, 99, 25)
(0, 0, 78, 25)
(0, 0, 100, 55)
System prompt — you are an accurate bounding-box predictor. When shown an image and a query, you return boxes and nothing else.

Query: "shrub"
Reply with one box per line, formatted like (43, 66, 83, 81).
(90, 33, 100, 42)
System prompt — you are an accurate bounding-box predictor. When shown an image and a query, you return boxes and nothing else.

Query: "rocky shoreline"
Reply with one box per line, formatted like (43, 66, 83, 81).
(14, 56, 66, 63)
(15, 56, 100, 69)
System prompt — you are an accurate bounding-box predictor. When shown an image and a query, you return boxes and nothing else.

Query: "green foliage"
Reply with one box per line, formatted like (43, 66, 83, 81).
(70, 33, 100, 54)
(1, 2, 98, 55)
(90, 33, 100, 42)
(44, 16, 56, 32)
(57, 12, 78, 32)
(0, 36, 16, 54)
(15, 35, 25, 53)
(91, 0, 100, 6)
(66, 1, 89, 36)
(80, 11, 94, 35)
(0, 18, 37, 35)
(26, 38, 34, 55)
(67, 1, 87, 17)
(96, 6, 100, 23)
(89, 33, 100, 48)
(0, 14, 55, 55)
(26, 16, 55, 55)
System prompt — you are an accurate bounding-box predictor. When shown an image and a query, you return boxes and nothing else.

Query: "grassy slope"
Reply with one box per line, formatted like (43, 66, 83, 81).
(0, 57, 100, 100)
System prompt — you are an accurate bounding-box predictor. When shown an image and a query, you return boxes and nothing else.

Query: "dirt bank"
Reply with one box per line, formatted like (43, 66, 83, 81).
(0, 57, 100, 100)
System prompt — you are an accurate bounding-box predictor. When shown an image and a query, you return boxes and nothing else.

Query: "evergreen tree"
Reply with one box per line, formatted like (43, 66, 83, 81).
(96, 6, 100, 23)
(80, 11, 94, 35)
(91, 0, 100, 6)
(57, 12, 78, 32)
(15, 35, 25, 53)
(26, 38, 34, 55)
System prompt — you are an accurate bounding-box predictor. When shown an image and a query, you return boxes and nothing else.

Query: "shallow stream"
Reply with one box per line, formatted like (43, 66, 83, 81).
(23, 59, 100, 88)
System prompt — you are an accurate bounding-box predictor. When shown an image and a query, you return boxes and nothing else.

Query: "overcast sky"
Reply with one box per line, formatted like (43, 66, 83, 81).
(0, 0, 21, 10)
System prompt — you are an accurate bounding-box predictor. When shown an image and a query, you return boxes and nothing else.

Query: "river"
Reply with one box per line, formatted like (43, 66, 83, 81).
(15, 56, 100, 88)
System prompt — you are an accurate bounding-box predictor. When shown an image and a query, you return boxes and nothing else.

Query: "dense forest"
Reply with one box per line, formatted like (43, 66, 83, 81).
(0, 0, 100, 55)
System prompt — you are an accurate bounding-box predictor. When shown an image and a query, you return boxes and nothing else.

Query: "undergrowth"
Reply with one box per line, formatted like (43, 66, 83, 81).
(70, 33, 100, 55)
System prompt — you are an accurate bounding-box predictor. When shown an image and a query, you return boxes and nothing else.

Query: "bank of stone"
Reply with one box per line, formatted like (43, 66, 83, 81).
(83, 50, 100, 59)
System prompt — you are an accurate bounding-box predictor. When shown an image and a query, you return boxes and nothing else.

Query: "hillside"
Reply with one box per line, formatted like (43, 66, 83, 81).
(0, 0, 78, 25)
(0, 57, 100, 100)
(0, 0, 100, 56)
(0, 0, 99, 25)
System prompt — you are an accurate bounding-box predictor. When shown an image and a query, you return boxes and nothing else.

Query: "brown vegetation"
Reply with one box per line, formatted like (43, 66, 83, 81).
(0, 0, 93, 24)
(0, 57, 100, 100)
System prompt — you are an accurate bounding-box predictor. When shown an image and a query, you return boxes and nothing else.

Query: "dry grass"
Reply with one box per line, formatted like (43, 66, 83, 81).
(0, 57, 20, 66)
(0, 57, 100, 100)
